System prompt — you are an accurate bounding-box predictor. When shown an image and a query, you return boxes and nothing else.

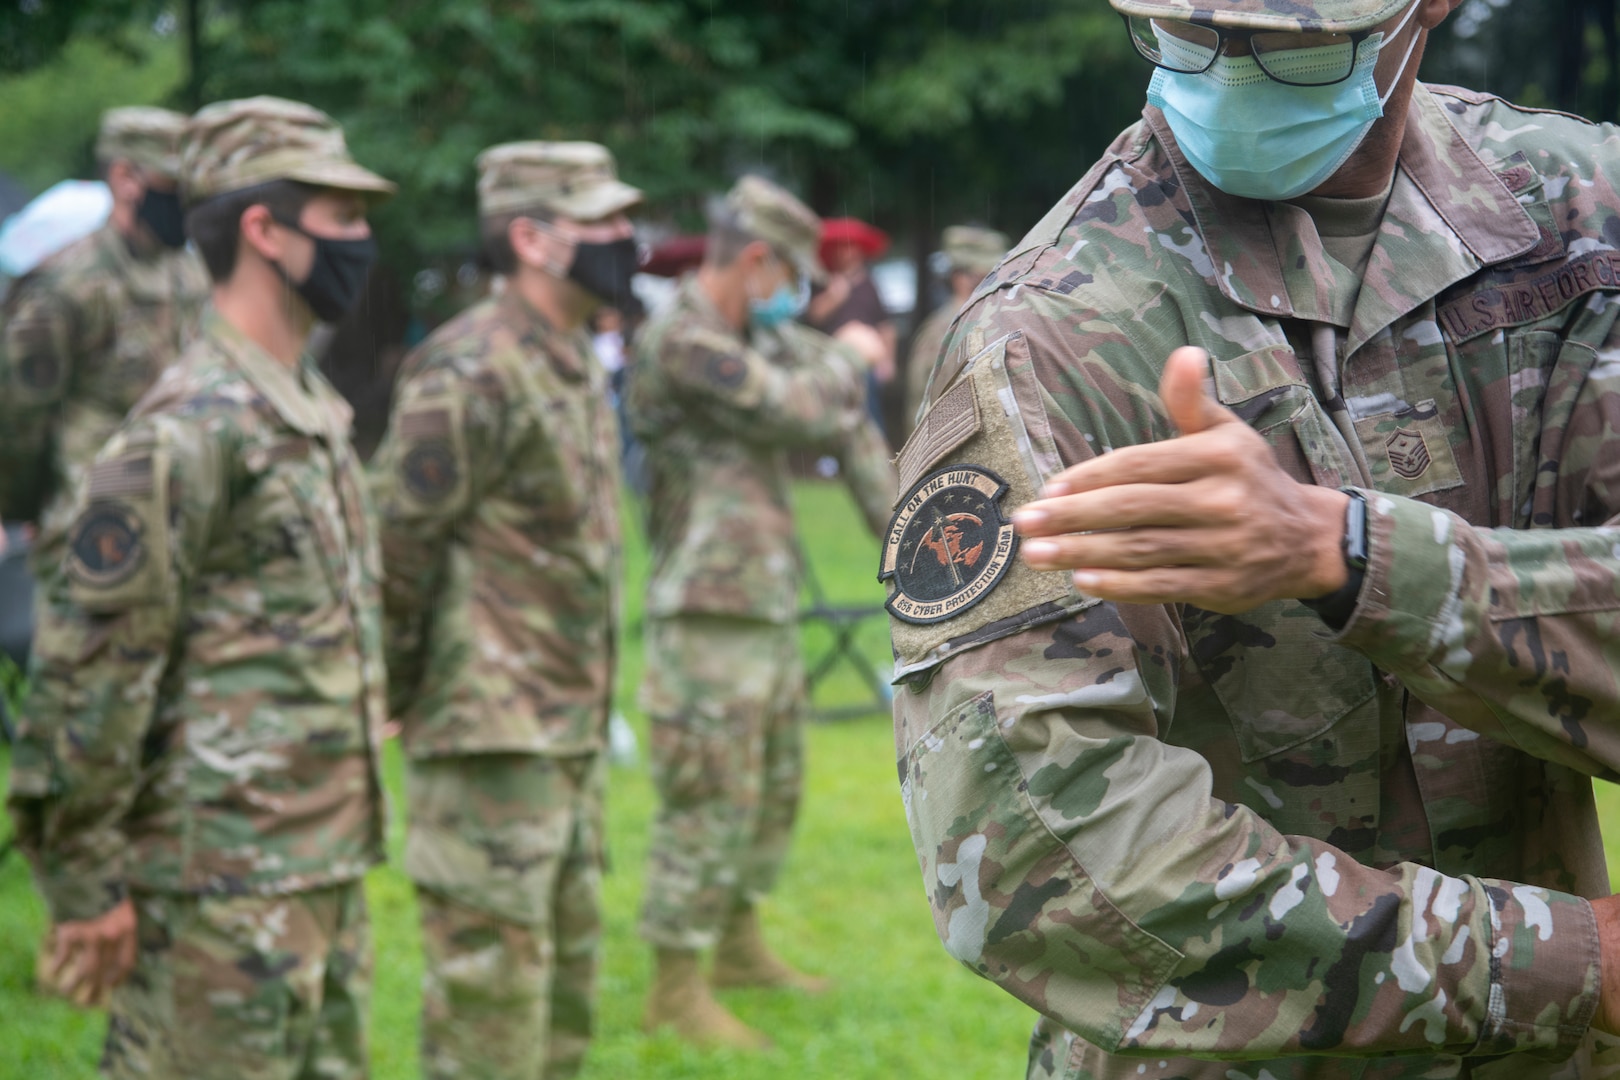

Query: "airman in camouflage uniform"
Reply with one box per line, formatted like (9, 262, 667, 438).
(6, 96, 394, 1079)
(0, 106, 208, 574)
(892, 2, 1620, 1078)
(628, 175, 897, 1049)
(369, 141, 640, 1080)
(903, 225, 1005, 434)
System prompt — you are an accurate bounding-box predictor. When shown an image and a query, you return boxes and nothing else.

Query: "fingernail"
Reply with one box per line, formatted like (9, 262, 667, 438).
(1024, 539, 1059, 562)
(1073, 571, 1101, 590)
(1012, 508, 1046, 529)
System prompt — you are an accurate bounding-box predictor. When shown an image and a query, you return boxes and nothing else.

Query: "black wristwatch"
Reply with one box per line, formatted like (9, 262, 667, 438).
(1301, 488, 1368, 630)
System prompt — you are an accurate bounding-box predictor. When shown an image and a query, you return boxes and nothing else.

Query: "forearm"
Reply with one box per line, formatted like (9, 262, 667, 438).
(379, 545, 441, 716)
(18, 606, 169, 921)
(712, 359, 864, 445)
(900, 610, 1600, 1060)
(1336, 490, 1620, 777)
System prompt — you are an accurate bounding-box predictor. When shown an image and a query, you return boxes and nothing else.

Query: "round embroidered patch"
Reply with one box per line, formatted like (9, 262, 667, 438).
(401, 441, 459, 504)
(704, 349, 748, 389)
(881, 465, 1018, 625)
(67, 503, 146, 589)
(19, 351, 60, 391)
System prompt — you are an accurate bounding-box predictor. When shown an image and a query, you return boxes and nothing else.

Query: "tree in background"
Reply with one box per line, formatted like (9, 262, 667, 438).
(1425, 0, 1619, 123)
(172, 0, 1142, 271)
(4, 0, 1616, 243)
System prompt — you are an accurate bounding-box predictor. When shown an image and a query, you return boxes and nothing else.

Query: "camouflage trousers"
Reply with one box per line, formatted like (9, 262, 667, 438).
(638, 615, 804, 951)
(405, 752, 605, 1080)
(102, 883, 371, 1080)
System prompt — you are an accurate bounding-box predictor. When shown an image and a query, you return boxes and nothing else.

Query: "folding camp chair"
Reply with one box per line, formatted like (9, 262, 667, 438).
(797, 538, 893, 722)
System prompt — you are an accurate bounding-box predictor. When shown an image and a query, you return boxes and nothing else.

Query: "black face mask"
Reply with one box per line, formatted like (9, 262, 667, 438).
(566, 237, 643, 317)
(137, 189, 187, 249)
(271, 217, 377, 323)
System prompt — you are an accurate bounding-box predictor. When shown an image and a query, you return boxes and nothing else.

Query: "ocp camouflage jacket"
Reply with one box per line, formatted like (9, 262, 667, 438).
(628, 276, 895, 625)
(0, 223, 208, 562)
(8, 312, 387, 922)
(893, 84, 1620, 1080)
(370, 291, 622, 759)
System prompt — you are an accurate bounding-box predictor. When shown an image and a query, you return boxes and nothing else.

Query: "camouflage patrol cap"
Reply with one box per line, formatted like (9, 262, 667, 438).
(724, 175, 826, 284)
(942, 226, 1008, 276)
(181, 96, 395, 205)
(477, 141, 643, 221)
(96, 107, 189, 179)
(1109, 0, 1411, 32)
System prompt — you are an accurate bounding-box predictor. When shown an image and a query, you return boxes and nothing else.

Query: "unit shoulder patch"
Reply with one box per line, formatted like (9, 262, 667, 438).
(401, 440, 460, 504)
(881, 465, 1018, 625)
(67, 502, 147, 589)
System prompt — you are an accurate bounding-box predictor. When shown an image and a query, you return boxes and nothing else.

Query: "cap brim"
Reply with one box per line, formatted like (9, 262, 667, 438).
(1109, 0, 1409, 32)
(549, 179, 644, 222)
(126, 153, 183, 181)
(285, 161, 398, 203)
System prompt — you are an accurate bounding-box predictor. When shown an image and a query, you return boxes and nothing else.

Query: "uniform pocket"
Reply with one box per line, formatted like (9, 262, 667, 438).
(1185, 601, 1378, 762)
(1213, 345, 1350, 489)
(1352, 399, 1465, 499)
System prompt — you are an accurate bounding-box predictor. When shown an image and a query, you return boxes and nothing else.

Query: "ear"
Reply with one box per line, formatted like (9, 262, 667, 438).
(739, 239, 772, 272)
(508, 217, 548, 271)
(237, 203, 288, 267)
(1419, 0, 1462, 30)
(510, 217, 574, 276)
(105, 160, 145, 205)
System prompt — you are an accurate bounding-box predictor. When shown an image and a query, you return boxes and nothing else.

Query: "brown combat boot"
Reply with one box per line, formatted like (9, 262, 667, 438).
(642, 947, 773, 1050)
(710, 903, 832, 993)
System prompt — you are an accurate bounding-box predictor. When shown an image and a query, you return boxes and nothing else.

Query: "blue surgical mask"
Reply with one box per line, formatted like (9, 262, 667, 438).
(1147, 0, 1422, 201)
(748, 276, 809, 330)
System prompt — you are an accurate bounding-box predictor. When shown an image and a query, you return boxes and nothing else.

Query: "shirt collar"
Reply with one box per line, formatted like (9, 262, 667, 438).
(497, 285, 591, 379)
(203, 308, 344, 440)
(678, 272, 790, 355)
(1147, 83, 1542, 349)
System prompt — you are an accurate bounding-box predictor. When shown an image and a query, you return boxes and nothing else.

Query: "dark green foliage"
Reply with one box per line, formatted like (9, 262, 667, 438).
(187, 1, 1145, 262)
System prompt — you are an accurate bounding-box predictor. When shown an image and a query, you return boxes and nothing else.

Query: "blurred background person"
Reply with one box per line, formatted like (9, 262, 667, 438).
(370, 140, 642, 1080)
(627, 176, 894, 1051)
(903, 224, 1007, 434)
(806, 216, 896, 422)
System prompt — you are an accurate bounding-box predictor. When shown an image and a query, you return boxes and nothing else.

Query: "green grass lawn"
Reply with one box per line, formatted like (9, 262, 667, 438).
(2, 479, 1619, 1079)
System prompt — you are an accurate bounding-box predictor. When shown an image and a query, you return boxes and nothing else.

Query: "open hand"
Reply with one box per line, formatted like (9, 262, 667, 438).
(834, 321, 887, 370)
(1012, 346, 1350, 614)
(47, 899, 137, 1008)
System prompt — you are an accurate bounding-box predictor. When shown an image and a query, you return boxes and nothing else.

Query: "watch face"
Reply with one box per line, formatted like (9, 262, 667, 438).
(1344, 490, 1370, 571)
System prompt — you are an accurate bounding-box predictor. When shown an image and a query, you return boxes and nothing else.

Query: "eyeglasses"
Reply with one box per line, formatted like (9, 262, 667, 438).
(1124, 14, 1380, 87)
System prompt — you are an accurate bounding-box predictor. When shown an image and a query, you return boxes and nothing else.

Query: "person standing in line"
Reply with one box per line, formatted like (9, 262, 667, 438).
(628, 175, 895, 1050)
(0, 106, 208, 577)
(6, 95, 395, 1078)
(370, 141, 642, 1080)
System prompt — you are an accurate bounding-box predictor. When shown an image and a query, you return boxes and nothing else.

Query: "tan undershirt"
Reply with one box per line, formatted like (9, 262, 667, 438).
(1289, 179, 1396, 281)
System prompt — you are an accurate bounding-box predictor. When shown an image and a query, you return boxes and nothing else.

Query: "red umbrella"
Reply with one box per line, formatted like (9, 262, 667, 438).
(640, 234, 707, 278)
(818, 217, 889, 265)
